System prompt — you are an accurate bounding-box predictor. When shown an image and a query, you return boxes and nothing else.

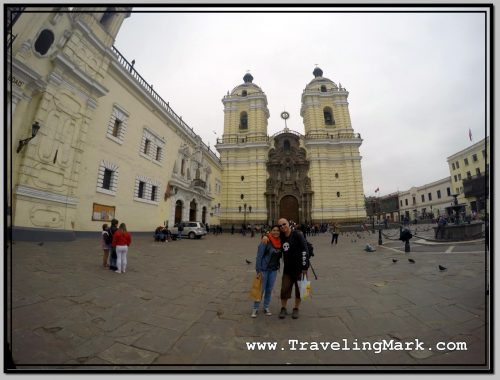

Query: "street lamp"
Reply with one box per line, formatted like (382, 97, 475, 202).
(16, 121, 41, 153)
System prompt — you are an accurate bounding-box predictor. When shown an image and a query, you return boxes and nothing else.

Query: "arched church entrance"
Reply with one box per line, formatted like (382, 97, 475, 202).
(280, 195, 299, 223)
(175, 200, 183, 224)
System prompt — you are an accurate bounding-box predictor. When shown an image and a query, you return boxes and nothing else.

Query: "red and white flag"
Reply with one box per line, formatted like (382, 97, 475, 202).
(469, 128, 473, 142)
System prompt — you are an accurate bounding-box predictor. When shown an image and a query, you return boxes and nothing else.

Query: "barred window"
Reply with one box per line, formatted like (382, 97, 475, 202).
(134, 176, 161, 204)
(106, 105, 129, 144)
(96, 161, 119, 195)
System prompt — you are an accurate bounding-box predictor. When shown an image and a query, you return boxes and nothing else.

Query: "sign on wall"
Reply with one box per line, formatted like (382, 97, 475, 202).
(92, 203, 115, 221)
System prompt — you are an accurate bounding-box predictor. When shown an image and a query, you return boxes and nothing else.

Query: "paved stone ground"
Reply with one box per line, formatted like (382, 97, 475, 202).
(7, 224, 490, 371)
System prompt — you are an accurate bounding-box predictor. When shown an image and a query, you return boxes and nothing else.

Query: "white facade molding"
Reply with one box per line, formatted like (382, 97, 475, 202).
(15, 185, 78, 205)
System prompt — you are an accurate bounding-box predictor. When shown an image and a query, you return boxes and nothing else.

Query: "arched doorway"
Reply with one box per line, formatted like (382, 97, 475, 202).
(280, 195, 299, 223)
(175, 200, 183, 224)
(202, 206, 207, 224)
(189, 199, 197, 221)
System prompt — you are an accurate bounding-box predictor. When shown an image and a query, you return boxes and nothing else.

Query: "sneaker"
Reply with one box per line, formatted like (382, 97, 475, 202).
(264, 308, 272, 316)
(292, 308, 299, 319)
(251, 309, 258, 318)
(279, 307, 287, 319)
(115, 270, 121, 274)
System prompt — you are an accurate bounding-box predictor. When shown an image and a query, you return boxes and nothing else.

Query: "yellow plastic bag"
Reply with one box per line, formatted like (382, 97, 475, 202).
(299, 274, 311, 300)
(249, 273, 263, 301)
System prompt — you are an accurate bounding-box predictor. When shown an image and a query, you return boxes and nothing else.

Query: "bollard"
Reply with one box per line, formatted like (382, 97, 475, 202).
(378, 228, 383, 245)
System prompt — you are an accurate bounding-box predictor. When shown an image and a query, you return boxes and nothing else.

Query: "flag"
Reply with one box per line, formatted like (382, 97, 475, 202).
(469, 128, 473, 142)
(375, 187, 379, 193)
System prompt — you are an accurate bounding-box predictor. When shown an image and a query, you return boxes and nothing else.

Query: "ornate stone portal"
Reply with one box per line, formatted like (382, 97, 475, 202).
(265, 131, 313, 225)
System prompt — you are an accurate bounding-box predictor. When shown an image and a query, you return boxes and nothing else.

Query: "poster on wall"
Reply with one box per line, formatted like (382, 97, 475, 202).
(92, 203, 115, 221)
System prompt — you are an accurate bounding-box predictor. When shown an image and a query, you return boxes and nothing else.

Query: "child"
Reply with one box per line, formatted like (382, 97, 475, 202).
(101, 224, 110, 268)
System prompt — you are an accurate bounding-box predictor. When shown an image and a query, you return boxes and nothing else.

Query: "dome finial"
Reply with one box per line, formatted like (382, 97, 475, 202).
(313, 66, 323, 78)
(243, 71, 253, 83)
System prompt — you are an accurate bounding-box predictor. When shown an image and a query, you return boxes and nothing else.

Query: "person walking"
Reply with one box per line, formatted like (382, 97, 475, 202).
(251, 225, 282, 318)
(112, 222, 132, 274)
(330, 221, 340, 245)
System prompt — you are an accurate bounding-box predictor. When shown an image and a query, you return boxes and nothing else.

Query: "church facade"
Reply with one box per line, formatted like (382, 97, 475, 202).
(7, 8, 366, 240)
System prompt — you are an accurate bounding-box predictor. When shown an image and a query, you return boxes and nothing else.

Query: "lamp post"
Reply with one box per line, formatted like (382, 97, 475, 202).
(16, 121, 41, 153)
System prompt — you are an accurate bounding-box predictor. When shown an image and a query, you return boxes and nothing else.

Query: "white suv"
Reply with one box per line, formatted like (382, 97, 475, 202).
(172, 221, 207, 239)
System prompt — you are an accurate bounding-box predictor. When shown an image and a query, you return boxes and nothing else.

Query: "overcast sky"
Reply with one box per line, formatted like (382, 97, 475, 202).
(114, 7, 488, 197)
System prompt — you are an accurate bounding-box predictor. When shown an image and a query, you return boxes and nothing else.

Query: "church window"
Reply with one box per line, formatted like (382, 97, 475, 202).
(323, 107, 334, 125)
(240, 112, 248, 129)
(242, 90, 247, 97)
(34, 29, 54, 56)
(96, 160, 119, 195)
(320, 85, 327, 92)
(284, 140, 290, 151)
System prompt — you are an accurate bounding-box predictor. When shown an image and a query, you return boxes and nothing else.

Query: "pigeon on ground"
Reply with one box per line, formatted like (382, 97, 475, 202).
(364, 244, 375, 252)
(438, 265, 447, 271)
(392, 259, 398, 263)
(245, 259, 252, 264)
(408, 258, 415, 264)
(38, 242, 44, 246)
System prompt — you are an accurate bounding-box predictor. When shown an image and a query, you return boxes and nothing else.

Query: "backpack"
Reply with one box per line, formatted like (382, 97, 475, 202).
(306, 240, 315, 257)
(104, 230, 112, 245)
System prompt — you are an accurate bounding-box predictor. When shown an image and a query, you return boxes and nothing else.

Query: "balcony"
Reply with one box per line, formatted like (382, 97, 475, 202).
(463, 173, 488, 198)
(192, 179, 206, 189)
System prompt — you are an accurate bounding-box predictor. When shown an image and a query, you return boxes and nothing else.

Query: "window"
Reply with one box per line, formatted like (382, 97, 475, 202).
(400, 200, 403, 207)
(335, 173, 339, 178)
(151, 185, 157, 201)
(138, 181, 145, 198)
(96, 160, 119, 195)
(437, 190, 441, 199)
(466, 171, 471, 179)
(412, 196, 416, 205)
(155, 147, 162, 161)
(112, 119, 121, 137)
(456, 161, 460, 168)
(454, 175, 457, 182)
(240, 112, 248, 129)
(336, 192, 340, 197)
(284, 140, 290, 151)
(428, 192, 432, 201)
(447, 187, 451, 196)
(482, 150, 486, 158)
(476, 168, 481, 175)
(34, 29, 54, 55)
(102, 169, 113, 190)
(456, 187, 459, 194)
(457, 174, 461, 180)
(323, 107, 334, 125)
(181, 159, 186, 176)
(452, 163, 456, 170)
(464, 158, 469, 166)
(143, 139, 150, 155)
(421, 194, 425, 202)
(242, 90, 247, 97)
(320, 85, 327, 92)
(405, 199, 408, 206)
(472, 154, 478, 162)
(107, 105, 128, 143)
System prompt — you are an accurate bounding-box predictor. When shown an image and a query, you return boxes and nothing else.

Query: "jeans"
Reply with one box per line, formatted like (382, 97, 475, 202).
(253, 270, 278, 309)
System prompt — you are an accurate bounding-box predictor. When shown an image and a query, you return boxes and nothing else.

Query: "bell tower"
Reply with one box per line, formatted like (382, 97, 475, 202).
(216, 73, 270, 227)
(301, 67, 366, 223)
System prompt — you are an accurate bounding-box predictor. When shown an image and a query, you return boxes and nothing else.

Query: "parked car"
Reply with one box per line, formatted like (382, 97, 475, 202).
(170, 221, 207, 239)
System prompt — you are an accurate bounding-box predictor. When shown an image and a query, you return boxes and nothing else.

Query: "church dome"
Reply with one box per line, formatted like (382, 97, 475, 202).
(305, 67, 337, 91)
(229, 72, 264, 96)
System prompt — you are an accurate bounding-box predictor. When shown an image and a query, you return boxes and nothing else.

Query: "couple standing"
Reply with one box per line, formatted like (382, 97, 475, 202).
(252, 218, 310, 319)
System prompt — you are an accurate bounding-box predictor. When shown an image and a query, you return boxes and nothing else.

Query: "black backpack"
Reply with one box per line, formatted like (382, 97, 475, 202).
(306, 240, 315, 257)
(104, 230, 112, 245)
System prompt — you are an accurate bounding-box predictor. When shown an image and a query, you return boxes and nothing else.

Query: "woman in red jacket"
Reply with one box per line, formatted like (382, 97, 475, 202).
(112, 223, 132, 274)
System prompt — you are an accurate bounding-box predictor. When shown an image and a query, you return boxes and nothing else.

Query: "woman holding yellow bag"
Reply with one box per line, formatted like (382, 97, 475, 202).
(251, 225, 282, 318)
